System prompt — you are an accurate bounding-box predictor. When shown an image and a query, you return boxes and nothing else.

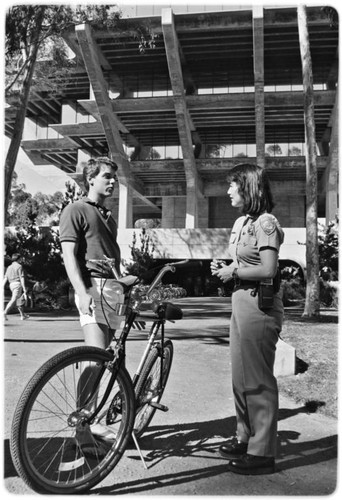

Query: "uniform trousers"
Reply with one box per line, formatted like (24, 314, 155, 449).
(230, 285, 283, 457)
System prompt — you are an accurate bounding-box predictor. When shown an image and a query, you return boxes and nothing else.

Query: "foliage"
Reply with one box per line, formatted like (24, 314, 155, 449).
(5, 5, 122, 96)
(4, 178, 78, 293)
(4, 225, 65, 286)
(59, 180, 85, 213)
(123, 229, 157, 282)
(280, 265, 306, 306)
(6, 4, 158, 99)
(6, 174, 64, 227)
(318, 216, 338, 280)
(288, 146, 302, 156)
(281, 217, 339, 308)
(318, 216, 339, 307)
(134, 219, 161, 229)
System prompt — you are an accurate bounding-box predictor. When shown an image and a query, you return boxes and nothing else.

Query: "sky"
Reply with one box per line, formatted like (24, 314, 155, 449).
(5, 137, 71, 196)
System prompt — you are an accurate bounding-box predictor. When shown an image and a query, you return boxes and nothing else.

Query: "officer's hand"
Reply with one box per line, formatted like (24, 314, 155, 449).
(216, 263, 236, 283)
(210, 259, 225, 275)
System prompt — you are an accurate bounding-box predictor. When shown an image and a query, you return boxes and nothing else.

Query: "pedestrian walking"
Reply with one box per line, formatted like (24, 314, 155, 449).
(3, 253, 30, 321)
(211, 163, 284, 475)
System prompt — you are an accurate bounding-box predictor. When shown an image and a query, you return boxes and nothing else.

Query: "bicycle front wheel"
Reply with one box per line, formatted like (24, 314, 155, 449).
(10, 346, 135, 494)
(134, 339, 173, 437)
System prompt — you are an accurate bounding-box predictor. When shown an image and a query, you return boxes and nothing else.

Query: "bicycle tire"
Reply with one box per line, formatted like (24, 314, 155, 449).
(134, 339, 173, 438)
(10, 346, 135, 494)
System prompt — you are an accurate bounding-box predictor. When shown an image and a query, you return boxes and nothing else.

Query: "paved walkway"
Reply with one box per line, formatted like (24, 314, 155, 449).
(3, 298, 338, 496)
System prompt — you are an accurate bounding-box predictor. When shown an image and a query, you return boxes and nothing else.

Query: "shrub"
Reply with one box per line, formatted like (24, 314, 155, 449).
(281, 265, 305, 306)
(281, 217, 339, 308)
(123, 228, 157, 283)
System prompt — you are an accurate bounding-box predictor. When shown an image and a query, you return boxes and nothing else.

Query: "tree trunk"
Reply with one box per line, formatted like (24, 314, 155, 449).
(4, 7, 45, 218)
(297, 5, 320, 317)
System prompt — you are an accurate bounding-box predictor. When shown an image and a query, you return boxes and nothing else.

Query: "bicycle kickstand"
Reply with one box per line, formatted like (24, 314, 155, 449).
(131, 430, 148, 470)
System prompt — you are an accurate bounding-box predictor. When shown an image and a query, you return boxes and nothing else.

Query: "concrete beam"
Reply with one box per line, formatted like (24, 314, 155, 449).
(75, 23, 160, 223)
(75, 24, 131, 181)
(162, 8, 203, 228)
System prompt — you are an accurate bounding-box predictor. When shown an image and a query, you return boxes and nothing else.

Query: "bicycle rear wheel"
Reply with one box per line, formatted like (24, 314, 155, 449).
(10, 346, 135, 494)
(134, 339, 173, 438)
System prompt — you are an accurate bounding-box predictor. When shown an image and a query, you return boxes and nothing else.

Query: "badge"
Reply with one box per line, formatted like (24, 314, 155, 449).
(260, 214, 276, 235)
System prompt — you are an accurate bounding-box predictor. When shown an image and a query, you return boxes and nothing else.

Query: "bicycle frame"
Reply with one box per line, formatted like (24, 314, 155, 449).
(83, 258, 188, 423)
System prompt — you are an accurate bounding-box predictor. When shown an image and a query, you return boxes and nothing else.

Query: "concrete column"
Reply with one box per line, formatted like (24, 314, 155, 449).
(162, 198, 186, 228)
(253, 6, 265, 168)
(118, 183, 133, 229)
(326, 96, 339, 223)
(76, 149, 90, 172)
(198, 196, 209, 228)
(185, 188, 196, 229)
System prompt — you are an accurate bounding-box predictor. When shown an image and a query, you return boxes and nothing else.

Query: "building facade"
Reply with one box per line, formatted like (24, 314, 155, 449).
(5, 5, 338, 275)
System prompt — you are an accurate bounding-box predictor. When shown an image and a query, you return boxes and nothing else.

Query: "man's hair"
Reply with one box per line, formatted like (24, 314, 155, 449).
(11, 253, 20, 261)
(83, 157, 118, 192)
(226, 163, 274, 215)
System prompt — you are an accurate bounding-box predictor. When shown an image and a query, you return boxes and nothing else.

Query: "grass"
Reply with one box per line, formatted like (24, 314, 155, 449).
(277, 308, 338, 419)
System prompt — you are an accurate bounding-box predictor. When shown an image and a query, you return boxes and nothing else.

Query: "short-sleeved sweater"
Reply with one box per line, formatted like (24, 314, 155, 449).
(59, 198, 121, 287)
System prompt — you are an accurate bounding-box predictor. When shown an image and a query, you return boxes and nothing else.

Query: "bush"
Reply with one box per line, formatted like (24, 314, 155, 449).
(123, 228, 157, 283)
(281, 266, 305, 306)
(318, 217, 339, 308)
(281, 218, 339, 308)
(5, 226, 66, 284)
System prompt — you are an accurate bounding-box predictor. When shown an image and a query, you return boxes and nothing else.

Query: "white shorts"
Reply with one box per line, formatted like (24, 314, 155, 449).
(9, 281, 25, 306)
(75, 278, 125, 329)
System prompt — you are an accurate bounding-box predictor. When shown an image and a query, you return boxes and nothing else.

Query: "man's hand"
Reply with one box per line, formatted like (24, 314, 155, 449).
(77, 292, 95, 315)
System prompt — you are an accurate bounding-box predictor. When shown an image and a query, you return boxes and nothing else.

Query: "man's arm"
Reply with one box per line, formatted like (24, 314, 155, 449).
(61, 241, 93, 315)
(18, 268, 27, 298)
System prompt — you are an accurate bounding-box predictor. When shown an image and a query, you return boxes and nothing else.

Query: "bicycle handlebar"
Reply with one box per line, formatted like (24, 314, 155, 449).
(145, 260, 189, 296)
(88, 257, 191, 297)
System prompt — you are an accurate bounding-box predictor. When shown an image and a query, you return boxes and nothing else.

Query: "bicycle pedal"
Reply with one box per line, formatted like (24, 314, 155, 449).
(149, 402, 169, 412)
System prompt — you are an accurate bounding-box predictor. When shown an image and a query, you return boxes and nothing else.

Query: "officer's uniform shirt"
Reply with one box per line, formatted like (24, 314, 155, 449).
(228, 213, 284, 268)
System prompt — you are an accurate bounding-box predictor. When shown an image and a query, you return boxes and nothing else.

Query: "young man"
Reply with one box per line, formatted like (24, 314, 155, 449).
(59, 156, 123, 442)
(59, 156, 122, 350)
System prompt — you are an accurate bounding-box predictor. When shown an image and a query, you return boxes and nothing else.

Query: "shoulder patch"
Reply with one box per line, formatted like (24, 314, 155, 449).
(260, 214, 276, 235)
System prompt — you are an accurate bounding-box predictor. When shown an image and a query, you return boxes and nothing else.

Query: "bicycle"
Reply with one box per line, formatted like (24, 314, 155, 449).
(10, 259, 188, 494)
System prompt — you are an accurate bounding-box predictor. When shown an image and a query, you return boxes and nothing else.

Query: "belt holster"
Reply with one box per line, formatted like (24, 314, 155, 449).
(257, 269, 281, 310)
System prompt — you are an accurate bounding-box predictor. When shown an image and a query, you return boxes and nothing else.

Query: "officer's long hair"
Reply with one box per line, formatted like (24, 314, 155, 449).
(227, 163, 274, 216)
(83, 157, 118, 193)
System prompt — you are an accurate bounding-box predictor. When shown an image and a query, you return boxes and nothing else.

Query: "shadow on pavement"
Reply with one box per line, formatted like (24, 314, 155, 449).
(4, 408, 337, 495)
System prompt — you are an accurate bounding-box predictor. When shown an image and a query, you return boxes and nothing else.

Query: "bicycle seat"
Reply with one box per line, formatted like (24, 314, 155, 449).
(115, 275, 139, 293)
(154, 302, 183, 320)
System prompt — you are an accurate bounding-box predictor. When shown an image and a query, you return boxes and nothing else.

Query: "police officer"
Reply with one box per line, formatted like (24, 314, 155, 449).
(211, 163, 284, 475)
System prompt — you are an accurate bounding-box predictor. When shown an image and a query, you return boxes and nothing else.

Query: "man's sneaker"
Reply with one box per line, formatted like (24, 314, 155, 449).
(75, 424, 114, 458)
(90, 422, 117, 443)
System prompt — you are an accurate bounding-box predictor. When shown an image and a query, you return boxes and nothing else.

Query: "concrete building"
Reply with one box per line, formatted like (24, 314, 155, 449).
(5, 5, 338, 286)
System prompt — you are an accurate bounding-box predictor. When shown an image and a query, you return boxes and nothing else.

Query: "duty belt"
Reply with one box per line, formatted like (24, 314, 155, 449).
(234, 278, 259, 288)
